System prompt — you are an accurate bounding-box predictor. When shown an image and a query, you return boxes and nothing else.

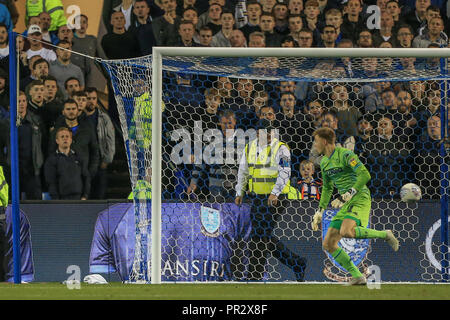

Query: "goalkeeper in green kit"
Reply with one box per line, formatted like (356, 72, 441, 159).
(311, 127, 399, 285)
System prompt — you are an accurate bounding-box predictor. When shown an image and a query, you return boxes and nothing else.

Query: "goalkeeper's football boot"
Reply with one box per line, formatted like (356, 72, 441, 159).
(384, 230, 399, 252)
(346, 276, 367, 286)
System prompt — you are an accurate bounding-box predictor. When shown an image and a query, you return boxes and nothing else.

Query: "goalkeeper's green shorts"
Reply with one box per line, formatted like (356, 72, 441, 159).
(330, 191, 371, 230)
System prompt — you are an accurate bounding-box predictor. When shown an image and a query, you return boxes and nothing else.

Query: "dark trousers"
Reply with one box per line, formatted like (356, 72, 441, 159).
(19, 174, 41, 200)
(107, 81, 121, 131)
(90, 168, 108, 200)
(246, 193, 306, 281)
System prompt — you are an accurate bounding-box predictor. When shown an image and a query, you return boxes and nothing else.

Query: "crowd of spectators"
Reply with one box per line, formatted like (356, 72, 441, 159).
(161, 72, 448, 200)
(0, 0, 116, 200)
(0, 0, 447, 200)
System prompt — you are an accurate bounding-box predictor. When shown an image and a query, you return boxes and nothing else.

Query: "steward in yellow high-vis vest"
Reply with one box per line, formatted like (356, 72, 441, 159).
(128, 179, 152, 200)
(244, 136, 301, 200)
(235, 120, 299, 201)
(128, 91, 165, 150)
(0, 166, 8, 209)
(26, 0, 67, 31)
(234, 119, 307, 281)
(0, 165, 7, 281)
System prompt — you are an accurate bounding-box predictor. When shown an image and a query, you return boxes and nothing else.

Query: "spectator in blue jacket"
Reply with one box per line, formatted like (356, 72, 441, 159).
(0, 3, 12, 32)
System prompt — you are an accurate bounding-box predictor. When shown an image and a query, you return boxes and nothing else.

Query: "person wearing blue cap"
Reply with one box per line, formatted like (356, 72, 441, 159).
(235, 118, 307, 281)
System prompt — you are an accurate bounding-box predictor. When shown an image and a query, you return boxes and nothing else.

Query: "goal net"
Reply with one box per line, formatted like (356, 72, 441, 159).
(102, 48, 449, 283)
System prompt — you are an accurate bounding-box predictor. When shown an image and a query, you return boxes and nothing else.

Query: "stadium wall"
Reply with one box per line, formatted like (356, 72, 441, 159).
(15, 200, 448, 283)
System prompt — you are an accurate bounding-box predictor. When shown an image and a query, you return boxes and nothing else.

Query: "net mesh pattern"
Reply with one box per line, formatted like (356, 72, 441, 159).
(102, 54, 449, 283)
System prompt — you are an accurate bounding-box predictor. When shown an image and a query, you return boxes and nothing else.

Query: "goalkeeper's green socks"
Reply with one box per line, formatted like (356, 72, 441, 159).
(331, 248, 362, 278)
(354, 227, 387, 239)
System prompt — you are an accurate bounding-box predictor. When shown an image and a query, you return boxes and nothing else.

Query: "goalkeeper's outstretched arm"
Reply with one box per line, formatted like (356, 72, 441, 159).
(351, 164, 371, 192)
(312, 169, 333, 231)
(318, 171, 333, 210)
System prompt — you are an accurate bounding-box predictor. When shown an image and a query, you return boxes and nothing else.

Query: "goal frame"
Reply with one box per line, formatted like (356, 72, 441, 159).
(150, 47, 450, 284)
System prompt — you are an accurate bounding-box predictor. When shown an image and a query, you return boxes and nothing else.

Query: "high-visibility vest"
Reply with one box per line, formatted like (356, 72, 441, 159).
(128, 180, 152, 200)
(287, 186, 303, 200)
(26, 0, 67, 31)
(0, 166, 8, 207)
(130, 92, 165, 149)
(245, 139, 295, 196)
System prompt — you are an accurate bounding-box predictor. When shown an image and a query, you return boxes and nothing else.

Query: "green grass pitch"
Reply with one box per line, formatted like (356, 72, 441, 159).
(0, 282, 448, 300)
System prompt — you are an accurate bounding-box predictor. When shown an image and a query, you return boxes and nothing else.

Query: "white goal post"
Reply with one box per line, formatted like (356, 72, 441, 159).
(147, 47, 450, 284)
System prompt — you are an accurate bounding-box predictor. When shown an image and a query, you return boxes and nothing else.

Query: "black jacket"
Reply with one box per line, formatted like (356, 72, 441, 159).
(50, 118, 100, 177)
(340, 16, 367, 44)
(0, 118, 8, 168)
(41, 99, 64, 132)
(19, 111, 46, 176)
(0, 111, 46, 176)
(44, 149, 90, 200)
(101, 31, 141, 59)
(129, 17, 157, 56)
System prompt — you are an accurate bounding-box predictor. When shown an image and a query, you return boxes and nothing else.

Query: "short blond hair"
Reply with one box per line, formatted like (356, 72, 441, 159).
(325, 8, 342, 17)
(305, 0, 319, 7)
(55, 127, 72, 139)
(313, 127, 336, 145)
(300, 159, 314, 169)
(249, 31, 266, 41)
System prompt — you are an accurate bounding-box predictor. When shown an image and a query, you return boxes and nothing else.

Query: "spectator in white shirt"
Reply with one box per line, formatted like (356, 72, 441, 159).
(114, 0, 136, 31)
(26, 25, 57, 62)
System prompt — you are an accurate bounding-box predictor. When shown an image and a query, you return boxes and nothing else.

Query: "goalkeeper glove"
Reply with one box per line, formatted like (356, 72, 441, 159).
(332, 188, 357, 208)
(331, 198, 344, 208)
(312, 208, 324, 231)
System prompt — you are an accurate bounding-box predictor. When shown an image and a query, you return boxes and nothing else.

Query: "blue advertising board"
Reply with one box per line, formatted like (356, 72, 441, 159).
(15, 200, 449, 282)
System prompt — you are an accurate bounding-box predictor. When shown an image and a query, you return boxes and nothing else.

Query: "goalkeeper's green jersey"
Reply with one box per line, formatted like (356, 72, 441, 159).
(319, 147, 371, 210)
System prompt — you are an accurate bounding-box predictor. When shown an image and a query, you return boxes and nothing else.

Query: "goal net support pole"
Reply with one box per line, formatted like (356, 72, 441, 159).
(151, 50, 163, 284)
(150, 47, 450, 284)
(8, 31, 21, 284)
(439, 64, 449, 281)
